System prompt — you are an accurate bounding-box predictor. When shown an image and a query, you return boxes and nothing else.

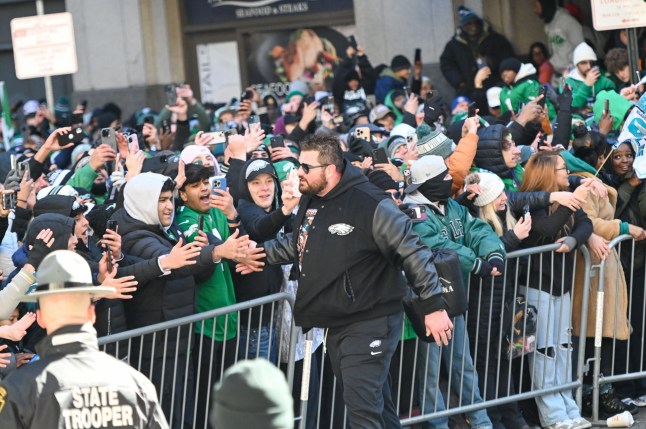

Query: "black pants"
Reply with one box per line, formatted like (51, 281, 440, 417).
(325, 311, 403, 429)
(192, 334, 237, 429)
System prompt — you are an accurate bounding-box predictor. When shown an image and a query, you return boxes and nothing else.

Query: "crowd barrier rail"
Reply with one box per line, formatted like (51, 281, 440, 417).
(98, 239, 646, 429)
(591, 234, 646, 425)
(98, 292, 297, 429)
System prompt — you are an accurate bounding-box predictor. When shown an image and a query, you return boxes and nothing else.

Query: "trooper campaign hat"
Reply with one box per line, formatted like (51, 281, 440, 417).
(20, 250, 115, 302)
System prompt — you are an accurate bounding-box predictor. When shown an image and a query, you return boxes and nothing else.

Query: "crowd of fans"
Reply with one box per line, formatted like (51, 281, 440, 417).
(2, 1, 646, 428)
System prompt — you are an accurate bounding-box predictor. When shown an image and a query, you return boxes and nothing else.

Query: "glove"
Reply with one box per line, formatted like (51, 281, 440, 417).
(557, 85, 572, 113)
(110, 169, 126, 191)
(488, 255, 505, 273)
(3, 169, 21, 193)
(424, 93, 445, 126)
(472, 258, 493, 278)
(28, 236, 53, 270)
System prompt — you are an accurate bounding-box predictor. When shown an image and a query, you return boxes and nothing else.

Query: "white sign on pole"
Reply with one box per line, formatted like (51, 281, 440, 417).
(11, 12, 78, 80)
(196, 41, 241, 104)
(591, 0, 646, 31)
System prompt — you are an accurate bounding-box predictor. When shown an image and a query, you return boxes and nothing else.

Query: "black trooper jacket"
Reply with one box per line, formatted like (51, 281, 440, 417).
(262, 161, 446, 330)
(0, 324, 168, 429)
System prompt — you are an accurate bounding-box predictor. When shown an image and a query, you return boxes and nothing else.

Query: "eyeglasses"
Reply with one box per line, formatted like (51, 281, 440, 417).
(556, 167, 569, 173)
(386, 191, 402, 200)
(299, 163, 329, 174)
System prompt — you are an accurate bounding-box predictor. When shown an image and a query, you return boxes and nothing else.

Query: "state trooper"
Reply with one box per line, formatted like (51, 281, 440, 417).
(0, 247, 169, 429)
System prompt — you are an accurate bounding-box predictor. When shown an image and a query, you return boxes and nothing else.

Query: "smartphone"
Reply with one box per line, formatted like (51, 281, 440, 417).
(348, 35, 358, 50)
(107, 220, 118, 233)
(161, 119, 171, 134)
(127, 134, 139, 153)
(70, 113, 84, 125)
(211, 177, 227, 194)
(372, 148, 389, 165)
(409, 205, 427, 221)
(1, 193, 15, 211)
(248, 115, 260, 125)
(165, 84, 177, 106)
(468, 102, 477, 118)
(476, 58, 486, 70)
(101, 128, 117, 151)
(354, 127, 370, 141)
(523, 204, 530, 220)
(197, 215, 205, 232)
(105, 244, 113, 273)
(403, 86, 411, 101)
(403, 168, 412, 187)
(538, 86, 547, 108)
(414, 48, 421, 64)
(270, 135, 285, 149)
(57, 126, 84, 145)
(204, 131, 226, 145)
(240, 90, 253, 101)
(604, 99, 610, 116)
(10, 155, 16, 172)
(325, 96, 335, 113)
(16, 161, 30, 181)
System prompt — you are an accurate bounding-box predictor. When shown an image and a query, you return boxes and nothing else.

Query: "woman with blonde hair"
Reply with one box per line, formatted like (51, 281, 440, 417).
(464, 170, 580, 428)
(518, 151, 593, 429)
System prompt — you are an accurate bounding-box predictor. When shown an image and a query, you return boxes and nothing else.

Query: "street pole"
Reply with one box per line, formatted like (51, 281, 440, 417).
(627, 28, 641, 84)
(35, 0, 54, 110)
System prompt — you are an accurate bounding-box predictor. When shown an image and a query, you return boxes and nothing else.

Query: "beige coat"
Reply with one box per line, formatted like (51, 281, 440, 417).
(572, 172, 630, 340)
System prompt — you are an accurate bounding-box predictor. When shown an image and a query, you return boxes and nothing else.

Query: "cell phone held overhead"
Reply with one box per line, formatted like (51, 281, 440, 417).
(58, 127, 84, 145)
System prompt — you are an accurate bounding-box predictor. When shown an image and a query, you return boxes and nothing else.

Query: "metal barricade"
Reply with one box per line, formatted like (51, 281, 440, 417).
(590, 234, 646, 424)
(98, 293, 298, 429)
(398, 243, 592, 427)
(293, 243, 593, 428)
(99, 242, 597, 429)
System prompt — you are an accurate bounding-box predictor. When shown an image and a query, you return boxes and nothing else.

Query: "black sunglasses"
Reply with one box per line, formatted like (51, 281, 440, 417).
(387, 191, 403, 200)
(299, 163, 329, 174)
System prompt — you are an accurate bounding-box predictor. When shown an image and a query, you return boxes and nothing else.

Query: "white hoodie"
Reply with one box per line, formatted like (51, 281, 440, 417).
(124, 172, 174, 228)
(544, 8, 584, 71)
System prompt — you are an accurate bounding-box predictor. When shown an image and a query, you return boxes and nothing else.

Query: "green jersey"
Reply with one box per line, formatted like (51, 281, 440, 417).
(176, 205, 237, 341)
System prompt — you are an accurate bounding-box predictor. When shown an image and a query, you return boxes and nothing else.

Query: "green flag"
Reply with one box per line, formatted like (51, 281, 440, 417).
(0, 81, 14, 149)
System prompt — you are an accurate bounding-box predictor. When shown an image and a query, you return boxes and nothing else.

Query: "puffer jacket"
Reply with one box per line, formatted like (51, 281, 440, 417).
(473, 124, 524, 190)
(113, 208, 215, 334)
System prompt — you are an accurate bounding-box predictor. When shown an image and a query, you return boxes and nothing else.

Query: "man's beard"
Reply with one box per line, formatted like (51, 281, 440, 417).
(299, 173, 328, 195)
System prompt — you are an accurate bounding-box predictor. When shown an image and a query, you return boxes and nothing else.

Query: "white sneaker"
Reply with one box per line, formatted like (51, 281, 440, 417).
(544, 420, 576, 429)
(569, 417, 592, 429)
(630, 395, 646, 406)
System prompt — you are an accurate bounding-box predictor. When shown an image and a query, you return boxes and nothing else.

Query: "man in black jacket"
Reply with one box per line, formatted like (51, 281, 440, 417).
(261, 134, 452, 428)
(440, 6, 514, 111)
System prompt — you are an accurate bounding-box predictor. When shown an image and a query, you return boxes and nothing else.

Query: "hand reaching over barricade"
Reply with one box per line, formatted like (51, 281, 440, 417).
(0, 312, 36, 342)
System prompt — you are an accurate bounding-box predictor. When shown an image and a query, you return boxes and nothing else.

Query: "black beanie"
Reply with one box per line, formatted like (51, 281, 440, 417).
(499, 57, 522, 74)
(538, 0, 557, 23)
(391, 55, 411, 72)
